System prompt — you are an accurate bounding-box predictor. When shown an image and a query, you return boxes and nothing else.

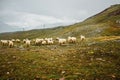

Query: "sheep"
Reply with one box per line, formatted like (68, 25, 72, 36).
(47, 40, 54, 45)
(35, 38, 44, 45)
(41, 40, 47, 45)
(44, 38, 54, 45)
(45, 38, 53, 41)
(68, 36, 76, 43)
(8, 40, 14, 48)
(57, 38, 67, 45)
(23, 38, 29, 43)
(16, 39, 21, 43)
(23, 39, 27, 43)
(11, 39, 15, 42)
(1, 40, 8, 46)
(80, 35, 85, 41)
(25, 40, 31, 47)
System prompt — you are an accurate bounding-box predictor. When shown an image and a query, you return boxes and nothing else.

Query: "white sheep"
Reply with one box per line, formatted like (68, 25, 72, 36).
(11, 39, 15, 42)
(80, 35, 85, 41)
(1, 40, 8, 46)
(44, 38, 54, 45)
(35, 38, 44, 45)
(16, 39, 21, 43)
(23, 39, 27, 43)
(25, 40, 31, 47)
(68, 36, 76, 43)
(47, 40, 54, 45)
(45, 38, 53, 41)
(57, 38, 67, 45)
(41, 40, 47, 45)
(8, 40, 14, 48)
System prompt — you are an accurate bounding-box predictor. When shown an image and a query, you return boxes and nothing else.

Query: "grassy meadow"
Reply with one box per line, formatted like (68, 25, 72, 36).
(0, 36, 120, 80)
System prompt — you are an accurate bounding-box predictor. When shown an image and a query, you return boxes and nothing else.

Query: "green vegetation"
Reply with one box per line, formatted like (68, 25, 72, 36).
(0, 4, 120, 79)
(0, 37, 120, 79)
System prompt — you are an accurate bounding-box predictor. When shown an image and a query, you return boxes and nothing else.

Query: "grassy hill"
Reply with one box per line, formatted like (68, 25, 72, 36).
(0, 4, 120, 80)
(0, 4, 120, 39)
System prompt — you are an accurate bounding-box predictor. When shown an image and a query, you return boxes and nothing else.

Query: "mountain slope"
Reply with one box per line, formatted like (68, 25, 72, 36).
(0, 4, 120, 39)
(83, 4, 120, 24)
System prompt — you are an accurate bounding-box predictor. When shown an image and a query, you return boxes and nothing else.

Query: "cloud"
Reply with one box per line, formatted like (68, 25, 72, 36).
(0, 0, 119, 32)
(0, 10, 79, 30)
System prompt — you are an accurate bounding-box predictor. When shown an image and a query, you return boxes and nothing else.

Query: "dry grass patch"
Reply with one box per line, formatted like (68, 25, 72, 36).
(93, 36, 120, 42)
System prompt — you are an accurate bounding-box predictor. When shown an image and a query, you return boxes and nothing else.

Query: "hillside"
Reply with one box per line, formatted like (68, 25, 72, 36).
(83, 4, 120, 24)
(0, 4, 120, 39)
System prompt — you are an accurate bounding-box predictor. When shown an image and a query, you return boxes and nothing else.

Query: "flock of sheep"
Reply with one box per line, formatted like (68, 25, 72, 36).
(0, 35, 85, 48)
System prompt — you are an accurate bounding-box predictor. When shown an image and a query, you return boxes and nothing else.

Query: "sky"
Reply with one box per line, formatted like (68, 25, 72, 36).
(0, 0, 119, 33)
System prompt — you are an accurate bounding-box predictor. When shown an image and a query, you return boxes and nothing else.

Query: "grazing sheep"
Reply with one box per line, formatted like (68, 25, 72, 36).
(45, 38, 53, 41)
(47, 40, 54, 45)
(23, 39, 26, 43)
(41, 40, 47, 45)
(80, 35, 85, 41)
(23, 38, 29, 43)
(1, 40, 8, 46)
(8, 40, 14, 48)
(68, 36, 76, 43)
(44, 38, 54, 45)
(11, 39, 15, 42)
(57, 38, 67, 45)
(16, 39, 21, 43)
(25, 40, 31, 47)
(35, 38, 44, 45)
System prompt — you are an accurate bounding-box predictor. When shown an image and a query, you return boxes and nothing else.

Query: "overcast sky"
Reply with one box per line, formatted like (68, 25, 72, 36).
(0, 0, 119, 33)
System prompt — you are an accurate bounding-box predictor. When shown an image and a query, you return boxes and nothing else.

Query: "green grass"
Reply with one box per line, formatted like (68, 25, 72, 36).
(0, 37, 120, 79)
